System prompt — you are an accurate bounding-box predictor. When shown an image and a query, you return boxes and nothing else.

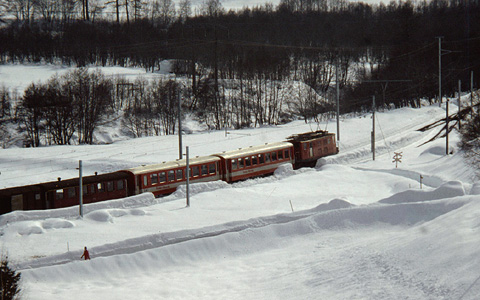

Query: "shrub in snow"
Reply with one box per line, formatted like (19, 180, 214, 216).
(460, 110, 480, 171)
(1, 255, 22, 300)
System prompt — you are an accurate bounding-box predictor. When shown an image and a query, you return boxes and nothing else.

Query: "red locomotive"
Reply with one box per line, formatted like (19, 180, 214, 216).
(0, 131, 337, 214)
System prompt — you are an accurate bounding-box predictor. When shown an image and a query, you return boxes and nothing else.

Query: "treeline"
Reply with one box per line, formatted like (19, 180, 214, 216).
(0, 69, 182, 147)
(0, 67, 329, 147)
(0, 0, 479, 137)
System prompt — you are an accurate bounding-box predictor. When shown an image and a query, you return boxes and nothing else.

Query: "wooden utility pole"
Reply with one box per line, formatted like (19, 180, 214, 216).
(79, 160, 83, 218)
(372, 95, 376, 161)
(446, 97, 449, 155)
(471, 71, 474, 118)
(186, 146, 190, 207)
(178, 85, 183, 160)
(438, 37, 443, 107)
(336, 62, 340, 142)
(458, 80, 461, 129)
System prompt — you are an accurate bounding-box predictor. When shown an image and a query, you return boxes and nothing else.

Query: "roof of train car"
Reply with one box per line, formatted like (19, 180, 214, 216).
(213, 141, 293, 160)
(123, 156, 221, 176)
(39, 171, 129, 190)
(0, 184, 42, 197)
(0, 172, 129, 195)
(286, 131, 335, 143)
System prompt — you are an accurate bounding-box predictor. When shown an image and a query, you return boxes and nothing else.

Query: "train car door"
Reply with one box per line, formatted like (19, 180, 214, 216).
(11, 194, 23, 211)
(46, 191, 54, 209)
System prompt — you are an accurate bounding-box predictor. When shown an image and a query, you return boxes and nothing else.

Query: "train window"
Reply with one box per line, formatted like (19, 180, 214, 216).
(245, 156, 251, 167)
(303, 143, 307, 150)
(209, 163, 216, 174)
(272, 151, 277, 161)
(328, 138, 331, 144)
(143, 176, 148, 187)
(151, 173, 158, 184)
(68, 187, 76, 198)
(238, 158, 244, 168)
(265, 153, 271, 163)
(159, 172, 166, 183)
(168, 170, 175, 182)
(232, 159, 237, 170)
(117, 180, 124, 190)
(107, 181, 114, 192)
(191, 166, 200, 177)
(98, 183, 105, 192)
(252, 155, 258, 165)
(284, 149, 289, 158)
(83, 185, 88, 195)
(56, 189, 64, 200)
(258, 154, 264, 164)
(89, 184, 95, 194)
(278, 150, 284, 159)
(201, 165, 208, 176)
(176, 169, 183, 181)
(35, 193, 41, 201)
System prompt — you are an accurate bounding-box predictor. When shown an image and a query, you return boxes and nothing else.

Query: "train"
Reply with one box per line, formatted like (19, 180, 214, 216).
(0, 130, 338, 215)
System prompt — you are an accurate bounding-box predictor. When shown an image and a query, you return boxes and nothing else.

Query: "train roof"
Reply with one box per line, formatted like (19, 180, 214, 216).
(39, 171, 129, 190)
(286, 130, 335, 143)
(0, 172, 129, 195)
(123, 155, 221, 175)
(0, 184, 42, 197)
(213, 141, 293, 160)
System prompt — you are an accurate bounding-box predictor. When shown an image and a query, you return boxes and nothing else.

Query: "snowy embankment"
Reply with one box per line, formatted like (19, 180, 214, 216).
(17, 182, 480, 299)
(17, 180, 471, 270)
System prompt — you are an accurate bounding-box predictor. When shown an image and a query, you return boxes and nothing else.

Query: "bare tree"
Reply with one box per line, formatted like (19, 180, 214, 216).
(66, 69, 113, 144)
(59, 0, 77, 23)
(154, 0, 175, 27)
(200, 0, 223, 17)
(34, 0, 59, 22)
(43, 76, 77, 145)
(0, 86, 11, 119)
(18, 83, 46, 147)
(82, 0, 90, 20)
(5, 0, 35, 22)
(178, 0, 191, 22)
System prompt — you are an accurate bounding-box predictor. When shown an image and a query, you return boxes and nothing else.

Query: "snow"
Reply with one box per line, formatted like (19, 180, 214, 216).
(1, 64, 480, 299)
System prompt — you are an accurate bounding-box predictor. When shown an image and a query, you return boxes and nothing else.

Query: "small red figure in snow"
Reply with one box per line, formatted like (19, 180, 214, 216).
(81, 246, 90, 260)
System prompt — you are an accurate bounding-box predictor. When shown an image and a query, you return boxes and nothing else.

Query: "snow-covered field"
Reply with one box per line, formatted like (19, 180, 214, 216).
(1, 64, 480, 299)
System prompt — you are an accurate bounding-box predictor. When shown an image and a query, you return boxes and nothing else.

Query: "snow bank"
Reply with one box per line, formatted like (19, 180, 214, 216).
(18, 194, 470, 271)
(379, 181, 466, 204)
(85, 208, 146, 223)
(170, 180, 231, 199)
(17, 219, 75, 236)
(0, 193, 156, 226)
(469, 182, 480, 195)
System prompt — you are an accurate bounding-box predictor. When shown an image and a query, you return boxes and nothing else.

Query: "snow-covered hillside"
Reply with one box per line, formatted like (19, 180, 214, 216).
(1, 64, 480, 299)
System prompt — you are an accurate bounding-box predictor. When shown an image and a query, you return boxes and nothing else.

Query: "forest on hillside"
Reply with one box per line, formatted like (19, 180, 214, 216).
(0, 0, 479, 146)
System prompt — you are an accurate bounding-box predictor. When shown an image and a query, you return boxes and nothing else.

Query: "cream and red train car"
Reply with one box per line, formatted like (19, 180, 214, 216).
(120, 156, 221, 197)
(213, 142, 294, 183)
(0, 172, 129, 214)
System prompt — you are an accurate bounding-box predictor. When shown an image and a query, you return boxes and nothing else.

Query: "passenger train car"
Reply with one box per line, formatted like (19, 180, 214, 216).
(0, 130, 338, 214)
